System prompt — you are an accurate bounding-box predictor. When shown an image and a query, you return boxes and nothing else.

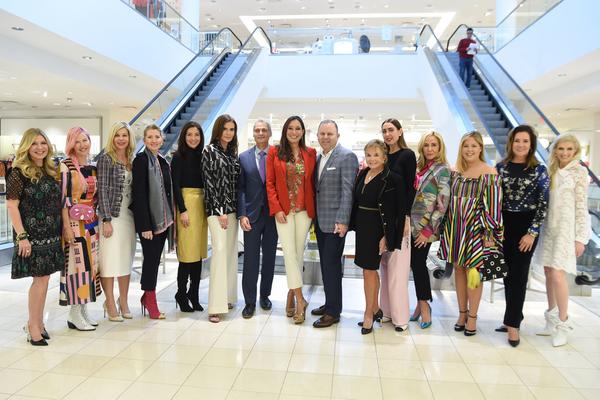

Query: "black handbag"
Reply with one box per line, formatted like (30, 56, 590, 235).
(479, 248, 507, 281)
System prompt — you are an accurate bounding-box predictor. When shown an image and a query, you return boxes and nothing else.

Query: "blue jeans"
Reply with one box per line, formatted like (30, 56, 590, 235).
(459, 57, 474, 88)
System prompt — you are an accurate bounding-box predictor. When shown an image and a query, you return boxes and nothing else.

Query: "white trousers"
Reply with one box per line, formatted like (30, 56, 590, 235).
(207, 214, 239, 314)
(275, 211, 312, 290)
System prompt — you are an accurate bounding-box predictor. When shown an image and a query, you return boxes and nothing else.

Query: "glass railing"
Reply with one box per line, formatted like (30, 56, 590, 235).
(121, 0, 200, 51)
(267, 26, 419, 54)
(128, 28, 243, 144)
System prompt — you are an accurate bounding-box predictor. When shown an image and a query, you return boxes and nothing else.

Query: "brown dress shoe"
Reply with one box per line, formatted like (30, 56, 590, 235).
(311, 305, 326, 316)
(313, 315, 340, 328)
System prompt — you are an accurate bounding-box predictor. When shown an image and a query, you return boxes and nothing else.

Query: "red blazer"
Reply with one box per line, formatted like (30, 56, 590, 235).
(266, 145, 316, 219)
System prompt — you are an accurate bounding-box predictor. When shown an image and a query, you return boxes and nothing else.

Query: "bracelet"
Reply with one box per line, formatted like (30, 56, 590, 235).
(16, 232, 29, 241)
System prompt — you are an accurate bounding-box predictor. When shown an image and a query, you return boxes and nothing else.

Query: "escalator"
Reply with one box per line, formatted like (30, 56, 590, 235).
(129, 27, 273, 154)
(418, 24, 600, 285)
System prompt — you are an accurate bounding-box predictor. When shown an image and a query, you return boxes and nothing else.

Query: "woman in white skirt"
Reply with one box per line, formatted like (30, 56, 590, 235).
(536, 134, 591, 346)
(97, 122, 137, 321)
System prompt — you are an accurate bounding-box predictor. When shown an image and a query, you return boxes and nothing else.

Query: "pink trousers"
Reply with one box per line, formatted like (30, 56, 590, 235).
(380, 235, 411, 327)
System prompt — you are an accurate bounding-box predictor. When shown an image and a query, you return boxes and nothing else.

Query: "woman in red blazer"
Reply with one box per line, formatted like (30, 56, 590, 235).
(266, 115, 316, 324)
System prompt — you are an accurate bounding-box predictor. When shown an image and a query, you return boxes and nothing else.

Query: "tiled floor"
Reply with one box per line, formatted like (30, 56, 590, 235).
(0, 261, 599, 400)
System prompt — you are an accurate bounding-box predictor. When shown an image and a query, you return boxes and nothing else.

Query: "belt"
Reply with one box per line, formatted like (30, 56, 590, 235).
(358, 206, 378, 211)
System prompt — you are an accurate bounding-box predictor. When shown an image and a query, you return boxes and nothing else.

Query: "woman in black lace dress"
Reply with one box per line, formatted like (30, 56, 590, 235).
(6, 128, 64, 346)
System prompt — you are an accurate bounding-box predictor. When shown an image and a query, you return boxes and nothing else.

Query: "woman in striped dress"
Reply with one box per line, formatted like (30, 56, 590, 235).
(438, 131, 503, 336)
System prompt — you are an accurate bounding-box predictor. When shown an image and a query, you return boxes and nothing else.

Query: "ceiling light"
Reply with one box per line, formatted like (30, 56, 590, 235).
(557, 73, 567, 77)
(206, 17, 214, 21)
(52, 102, 61, 106)
(83, 101, 93, 107)
(383, 4, 389, 8)
(259, 7, 266, 12)
(11, 26, 24, 31)
(42, 91, 48, 98)
(82, 56, 93, 60)
(300, 5, 306, 10)
(129, 75, 137, 78)
(9, 76, 16, 80)
(66, 97, 73, 103)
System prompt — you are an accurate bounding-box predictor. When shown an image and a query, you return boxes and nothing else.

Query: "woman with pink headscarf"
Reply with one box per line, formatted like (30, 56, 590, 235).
(59, 127, 101, 331)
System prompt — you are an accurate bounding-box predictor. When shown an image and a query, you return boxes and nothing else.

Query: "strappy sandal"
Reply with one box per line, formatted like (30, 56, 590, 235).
(454, 309, 468, 332)
(464, 314, 477, 336)
(209, 314, 220, 323)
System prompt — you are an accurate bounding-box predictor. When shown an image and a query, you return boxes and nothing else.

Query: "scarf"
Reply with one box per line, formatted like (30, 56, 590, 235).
(145, 148, 173, 234)
(414, 160, 435, 189)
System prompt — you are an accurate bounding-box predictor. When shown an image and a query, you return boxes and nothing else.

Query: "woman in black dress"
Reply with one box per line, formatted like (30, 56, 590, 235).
(351, 139, 406, 335)
(7, 128, 64, 346)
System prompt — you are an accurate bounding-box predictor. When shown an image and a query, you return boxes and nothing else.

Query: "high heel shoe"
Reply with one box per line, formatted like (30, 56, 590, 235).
(103, 301, 124, 322)
(141, 291, 165, 320)
(41, 327, 50, 340)
(409, 307, 421, 322)
(464, 314, 477, 336)
(454, 309, 468, 332)
(23, 325, 48, 346)
(175, 293, 194, 312)
(358, 309, 384, 327)
(186, 290, 204, 312)
(285, 290, 296, 318)
(361, 319, 374, 335)
(420, 303, 432, 329)
(293, 300, 308, 324)
(117, 297, 133, 319)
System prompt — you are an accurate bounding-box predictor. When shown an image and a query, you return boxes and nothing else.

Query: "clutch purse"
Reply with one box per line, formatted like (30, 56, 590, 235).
(479, 248, 507, 282)
(69, 204, 95, 221)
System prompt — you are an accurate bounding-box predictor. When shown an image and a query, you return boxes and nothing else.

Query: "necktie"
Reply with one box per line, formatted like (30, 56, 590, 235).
(258, 151, 266, 183)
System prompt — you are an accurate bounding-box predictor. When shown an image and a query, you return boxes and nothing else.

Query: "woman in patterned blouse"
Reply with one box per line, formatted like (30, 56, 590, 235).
(266, 116, 317, 324)
(438, 131, 503, 337)
(494, 125, 549, 347)
(202, 114, 241, 323)
(409, 132, 451, 329)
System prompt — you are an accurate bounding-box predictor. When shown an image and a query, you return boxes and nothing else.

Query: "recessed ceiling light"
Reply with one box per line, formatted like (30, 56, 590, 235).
(52, 102, 61, 106)
(66, 97, 73, 103)
(557, 73, 567, 77)
(206, 17, 214, 21)
(129, 75, 137, 78)
(259, 7, 266, 12)
(383, 4, 389, 8)
(42, 91, 48, 98)
(82, 56, 93, 60)
(9, 76, 16, 80)
(11, 26, 24, 31)
(300, 5, 307, 10)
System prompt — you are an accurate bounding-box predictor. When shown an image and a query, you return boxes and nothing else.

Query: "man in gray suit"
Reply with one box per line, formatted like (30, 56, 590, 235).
(312, 120, 359, 328)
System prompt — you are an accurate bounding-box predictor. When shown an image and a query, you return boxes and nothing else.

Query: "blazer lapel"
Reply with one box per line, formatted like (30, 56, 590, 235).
(317, 146, 340, 189)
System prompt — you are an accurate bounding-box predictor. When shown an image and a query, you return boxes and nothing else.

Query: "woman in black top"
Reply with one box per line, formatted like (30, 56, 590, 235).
(381, 118, 416, 329)
(131, 124, 174, 320)
(351, 139, 406, 335)
(171, 121, 208, 312)
(495, 125, 549, 347)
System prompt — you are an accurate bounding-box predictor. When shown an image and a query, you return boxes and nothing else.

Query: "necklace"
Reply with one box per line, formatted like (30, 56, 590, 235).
(365, 170, 381, 184)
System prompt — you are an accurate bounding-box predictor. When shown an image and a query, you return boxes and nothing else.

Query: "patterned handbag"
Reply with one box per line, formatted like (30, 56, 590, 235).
(479, 248, 507, 281)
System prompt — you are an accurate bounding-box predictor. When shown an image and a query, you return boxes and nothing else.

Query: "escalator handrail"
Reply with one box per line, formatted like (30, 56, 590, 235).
(129, 27, 243, 126)
(446, 24, 600, 186)
(241, 26, 274, 54)
(417, 25, 446, 52)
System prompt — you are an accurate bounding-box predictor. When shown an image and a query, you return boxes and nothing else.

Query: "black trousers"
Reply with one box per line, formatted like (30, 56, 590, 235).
(410, 238, 433, 301)
(242, 208, 278, 306)
(315, 220, 346, 318)
(139, 231, 168, 291)
(502, 210, 538, 329)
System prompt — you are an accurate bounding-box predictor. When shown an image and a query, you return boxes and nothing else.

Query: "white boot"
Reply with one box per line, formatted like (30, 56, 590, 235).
(81, 303, 99, 327)
(552, 317, 572, 347)
(67, 305, 95, 331)
(536, 307, 559, 336)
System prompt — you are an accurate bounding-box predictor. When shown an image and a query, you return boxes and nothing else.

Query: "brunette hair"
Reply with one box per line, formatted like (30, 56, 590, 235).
(176, 121, 204, 156)
(502, 124, 539, 169)
(210, 114, 238, 155)
(381, 118, 408, 150)
(277, 115, 307, 162)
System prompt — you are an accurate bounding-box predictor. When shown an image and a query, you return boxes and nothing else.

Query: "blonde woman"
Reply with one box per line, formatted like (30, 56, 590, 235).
(59, 127, 101, 331)
(409, 132, 451, 329)
(438, 131, 503, 336)
(536, 134, 590, 347)
(7, 129, 64, 345)
(97, 122, 137, 322)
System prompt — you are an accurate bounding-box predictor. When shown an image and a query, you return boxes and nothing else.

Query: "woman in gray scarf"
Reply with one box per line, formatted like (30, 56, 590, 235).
(131, 124, 174, 319)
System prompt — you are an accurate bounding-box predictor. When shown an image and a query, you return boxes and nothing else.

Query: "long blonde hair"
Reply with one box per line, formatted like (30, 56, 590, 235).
(456, 131, 485, 173)
(548, 134, 582, 185)
(417, 131, 448, 170)
(104, 122, 135, 165)
(13, 128, 58, 182)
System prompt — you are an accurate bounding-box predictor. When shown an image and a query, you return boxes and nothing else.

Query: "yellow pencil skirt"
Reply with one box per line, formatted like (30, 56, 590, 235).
(176, 188, 208, 262)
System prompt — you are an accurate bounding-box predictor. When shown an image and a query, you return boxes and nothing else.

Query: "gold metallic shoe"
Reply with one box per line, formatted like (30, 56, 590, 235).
(285, 290, 296, 318)
(293, 300, 308, 324)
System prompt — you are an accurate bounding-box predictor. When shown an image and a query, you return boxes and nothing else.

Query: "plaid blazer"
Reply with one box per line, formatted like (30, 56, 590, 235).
(314, 145, 359, 233)
(97, 152, 127, 222)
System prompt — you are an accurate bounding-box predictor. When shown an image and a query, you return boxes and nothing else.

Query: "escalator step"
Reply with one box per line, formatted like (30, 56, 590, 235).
(472, 95, 489, 102)
(475, 101, 493, 108)
(487, 120, 506, 129)
(481, 113, 502, 121)
(180, 113, 193, 120)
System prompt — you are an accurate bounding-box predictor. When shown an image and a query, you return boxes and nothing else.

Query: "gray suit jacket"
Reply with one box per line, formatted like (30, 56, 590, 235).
(315, 145, 359, 233)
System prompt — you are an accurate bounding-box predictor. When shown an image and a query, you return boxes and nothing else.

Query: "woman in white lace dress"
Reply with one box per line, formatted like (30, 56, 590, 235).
(536, 134, 590, 347)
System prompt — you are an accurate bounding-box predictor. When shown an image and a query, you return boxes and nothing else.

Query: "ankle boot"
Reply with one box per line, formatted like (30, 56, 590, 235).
(175, 263, 193, 312)
(141, 290, 165, 319)
(552, 317, 572, 347)
(67, 305, 96, 331)
(80, 303, 99, 326)
(187, 262, 204, 311)
(537, 307, 559, 336)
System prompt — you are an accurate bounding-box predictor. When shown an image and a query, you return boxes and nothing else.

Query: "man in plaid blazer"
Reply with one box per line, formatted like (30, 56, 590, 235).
(312, 120, 359, 328)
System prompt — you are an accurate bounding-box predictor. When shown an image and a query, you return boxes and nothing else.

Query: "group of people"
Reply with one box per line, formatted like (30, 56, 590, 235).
(7, 115, 590, 349)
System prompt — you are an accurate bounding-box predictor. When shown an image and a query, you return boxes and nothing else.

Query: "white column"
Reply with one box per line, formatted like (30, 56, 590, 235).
(180, 0, 200, 51)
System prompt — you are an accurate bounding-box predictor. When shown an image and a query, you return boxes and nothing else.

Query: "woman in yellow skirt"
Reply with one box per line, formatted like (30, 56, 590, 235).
(171, 121, 208, 311)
